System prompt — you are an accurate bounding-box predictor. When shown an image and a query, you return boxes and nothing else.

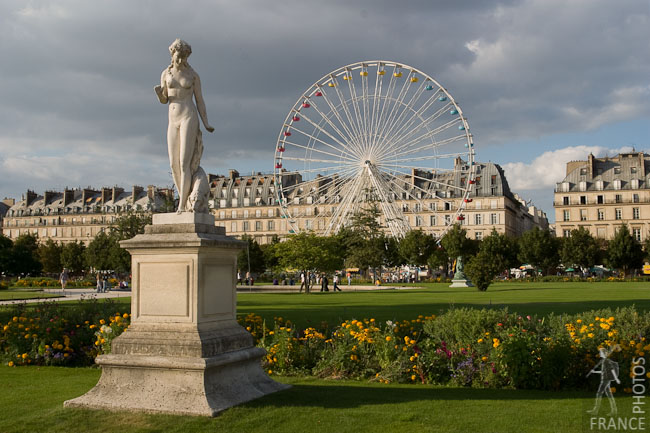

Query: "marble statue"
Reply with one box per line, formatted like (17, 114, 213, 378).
(155, 38, 214, 213)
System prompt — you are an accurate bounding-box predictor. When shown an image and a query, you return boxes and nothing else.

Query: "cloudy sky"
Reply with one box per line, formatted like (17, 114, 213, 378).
(1, 0, 648, 222)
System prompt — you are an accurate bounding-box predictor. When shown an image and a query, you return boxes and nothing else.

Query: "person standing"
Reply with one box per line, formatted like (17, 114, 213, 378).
(96, 273, 102, 293)
(347, 272, 352, 286)
(320, 274, 329, 292)
(333, 274, 341, 292)
(299, 272, 306, 293)
(59, 268, 69, 290)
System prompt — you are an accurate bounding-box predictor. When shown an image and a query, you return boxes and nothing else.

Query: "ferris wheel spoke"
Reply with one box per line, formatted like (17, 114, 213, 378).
(382, 151, 470, 165)
(312, 87, 365, 155)
(371, 69, 422, 157)
(370, 66, 417, 157)
(379, 170, 431, 205)
(281, 139, 358, 163)
(380, 91, 448, 155)
(288, 113, 361, 160)
(366, 166, 412, 237)
(377, 83, 428, 156)
(376, 103, 455, 160)
(303, 99, 365, 157)
(386, 166, 470, 193)
(281, 156, 358, 166)
(368, 63, 385, 155)
(380, 135, 468, 162)
(371, 67, 399, 155)
(344, 68, 370, 151)
(326, 170, 365, 233)
(382, 116, 464, 159)
(330, 78, 366, 151)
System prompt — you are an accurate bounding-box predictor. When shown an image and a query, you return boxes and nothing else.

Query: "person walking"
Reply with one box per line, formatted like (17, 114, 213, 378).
(333, 274, 341, 292)
(299, 272, 306, 293)
(59, 268, 69, 290)
(347, 272, 352, 286)
(96, 273, 102, 293)
(587, 346, 621, 416)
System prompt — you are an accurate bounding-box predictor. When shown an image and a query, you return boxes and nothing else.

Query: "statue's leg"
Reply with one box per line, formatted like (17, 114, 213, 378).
(178, 117, 199, 212)
(168, 124, 181, 210)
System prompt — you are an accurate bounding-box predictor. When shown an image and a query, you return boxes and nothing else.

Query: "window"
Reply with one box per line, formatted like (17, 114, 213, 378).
(267, 220, 274, 231)
(267, 209, 275, 217)
(615, 194, 622, 203)
(475, 176, 481, 186)
(580, 167, 587, 175)
(580, 209, 587, 221)
(490, 213, 498, 225)
(444, 215, 451, 225)
(563, 210, 570, 222)
(444, 202, 451, 211)
(429, 202, 437, 211)
(414, 203, 421, 212)
(615, 209, 622, 220)
(219, 211, 225, 219)
(243, 221, 250, 231)
(633, 228, 642, 242)
(231, 210, 237, 219)
(243, 210, 249, 218)
(491, 175, 497, 185)
(563, 230, 571, 238)
(255, 209, 261, 217)
(305, 220, 312, 230)
(563, 196, 570, 205)
(614, 167, 621, 175)
(633, 208, 640, 219)
(580, 196, 586, 205)
(255, 221, 262, 231)
(597, 209, 604, 221)
(429, 215, 437, 226)
(578, 181, 586, 191)
(415, 216, 423, 227)
(596, 180, 603, 191)
(474, 214, 482, 225)
(475, 231, 483, 240)
(631, 167, 638, 174)
(475, 201, 481, 209)
(633, 194, 639, 203)
(230, 222, 237, 232)
(613, 180, 621, 190)
(597, 195, 604, 204)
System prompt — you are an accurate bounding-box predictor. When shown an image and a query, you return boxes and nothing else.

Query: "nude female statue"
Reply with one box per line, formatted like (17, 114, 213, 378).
(155, 39, 214, 213)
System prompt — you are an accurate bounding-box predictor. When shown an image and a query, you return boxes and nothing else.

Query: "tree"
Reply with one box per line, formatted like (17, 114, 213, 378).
(440, 224, 478, 262)
(338, 203, 388, 278)
(38, 239, 63, 273)
(109, 212, 152, 273)
(274, 233, 343, 292)
(465, 251, 495, 291)
(260, 236, 281, 273)
(237, 235, 266, 274)
(85, 231, 116, 271)
(10, 233, 42, 275)
(0, 235, 13, 274)
(560, 227, 599, 271)
(480, 229, 519, 276)
(607, 224, 644, 277)
(517, 227, 560, 276)
(398, 230, 436, 280)
(61, 241, 86, 274)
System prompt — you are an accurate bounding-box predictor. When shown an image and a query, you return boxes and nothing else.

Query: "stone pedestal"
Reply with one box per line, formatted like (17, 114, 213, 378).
(64, 213, 288, 416)
(449, 271, 473, 288)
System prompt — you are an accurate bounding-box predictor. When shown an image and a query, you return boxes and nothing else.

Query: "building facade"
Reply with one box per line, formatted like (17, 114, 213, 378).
(554, 152, 650, 241)
(210, 160, 548, 244)
(2, 186, 172, 243)
(3, 160, 548, 245)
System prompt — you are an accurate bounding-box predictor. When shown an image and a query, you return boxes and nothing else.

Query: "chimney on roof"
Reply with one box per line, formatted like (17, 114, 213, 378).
(3, 198, 15, 207)
(25, 190, 37, 206)
(132, 185, 143, 205)
(43, 191, 56, 206)
(82, 188, 97, 206)
(228, 169, 239, 180)
(588, 153, 595, 178)
(63, 188, 74, 206)
(639, 152, 645, 177)
(147, 185, 156, 202)
(112, 187, 124, 203)
(101, 187, 111, 205)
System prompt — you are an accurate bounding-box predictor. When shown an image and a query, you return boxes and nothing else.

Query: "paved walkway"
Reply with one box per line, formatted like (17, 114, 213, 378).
(0, 284, 420, 305)
(0, 288, 132, 305)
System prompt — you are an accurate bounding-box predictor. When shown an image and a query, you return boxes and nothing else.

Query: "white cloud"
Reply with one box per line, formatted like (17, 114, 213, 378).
(502, 145, 636, 191)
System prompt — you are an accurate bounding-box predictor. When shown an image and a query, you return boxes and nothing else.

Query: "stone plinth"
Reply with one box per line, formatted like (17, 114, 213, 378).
(64, 212, 288, 416)
(449, 271, 474, 288)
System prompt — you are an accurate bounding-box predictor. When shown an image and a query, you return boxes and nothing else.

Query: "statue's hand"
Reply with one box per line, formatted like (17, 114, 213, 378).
(205, 125, 215, 133)
(154, 85, 167, 104)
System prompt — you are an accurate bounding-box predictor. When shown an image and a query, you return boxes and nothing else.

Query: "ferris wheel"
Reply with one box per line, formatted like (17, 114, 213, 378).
(274, 61, 475, 239)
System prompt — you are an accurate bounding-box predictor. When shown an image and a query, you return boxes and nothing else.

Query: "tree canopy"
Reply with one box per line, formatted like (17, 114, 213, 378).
(607, 224, 644, 276)
(517, 227, 560, 275)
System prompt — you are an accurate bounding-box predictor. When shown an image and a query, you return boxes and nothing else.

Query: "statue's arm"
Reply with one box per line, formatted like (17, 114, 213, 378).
(193, 73, 214, 132)
(155, 70, 168, 104)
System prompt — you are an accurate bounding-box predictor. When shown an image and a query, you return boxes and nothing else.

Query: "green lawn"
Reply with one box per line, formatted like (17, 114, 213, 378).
(0, 290, 61, 301)
(2, 366, 630, 433)
(237, 281, 650, 327)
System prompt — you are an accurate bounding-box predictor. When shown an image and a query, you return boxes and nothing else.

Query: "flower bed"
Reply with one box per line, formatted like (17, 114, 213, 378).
(12, 277, 95, 288)
(3, 303, 648, 393)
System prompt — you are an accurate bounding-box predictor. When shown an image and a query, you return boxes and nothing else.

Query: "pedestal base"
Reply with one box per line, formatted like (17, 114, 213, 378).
(449, 279, 474, 288)
(64, 212, 289, 416)
(64, 347, 288, 416)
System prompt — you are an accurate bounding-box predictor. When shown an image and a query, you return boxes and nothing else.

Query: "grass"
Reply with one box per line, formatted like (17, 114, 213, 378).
(0, 290, 61, 301)
(237, 281, 650, 328)
(1, 365, 627, 433)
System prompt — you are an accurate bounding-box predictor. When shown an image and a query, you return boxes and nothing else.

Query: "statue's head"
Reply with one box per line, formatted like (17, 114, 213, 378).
(169, 38, 192, 60)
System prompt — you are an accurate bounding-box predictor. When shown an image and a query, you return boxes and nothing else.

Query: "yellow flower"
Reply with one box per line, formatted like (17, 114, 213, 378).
(123, 313, 129, 318)
(493, 338, 500, 348)
(8, 361, 14, 367)
(481, 356, 488, 362)
(99, 319, 106, 325)
(411, 375, 416, 381)
(385, 336, 392, 342)
(21, 353, 28, 359)
(477, 338, 484, 343)
(268, 369, 272, 375)
(587, 333, 594, 338)
(576, 319, 582, 323)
